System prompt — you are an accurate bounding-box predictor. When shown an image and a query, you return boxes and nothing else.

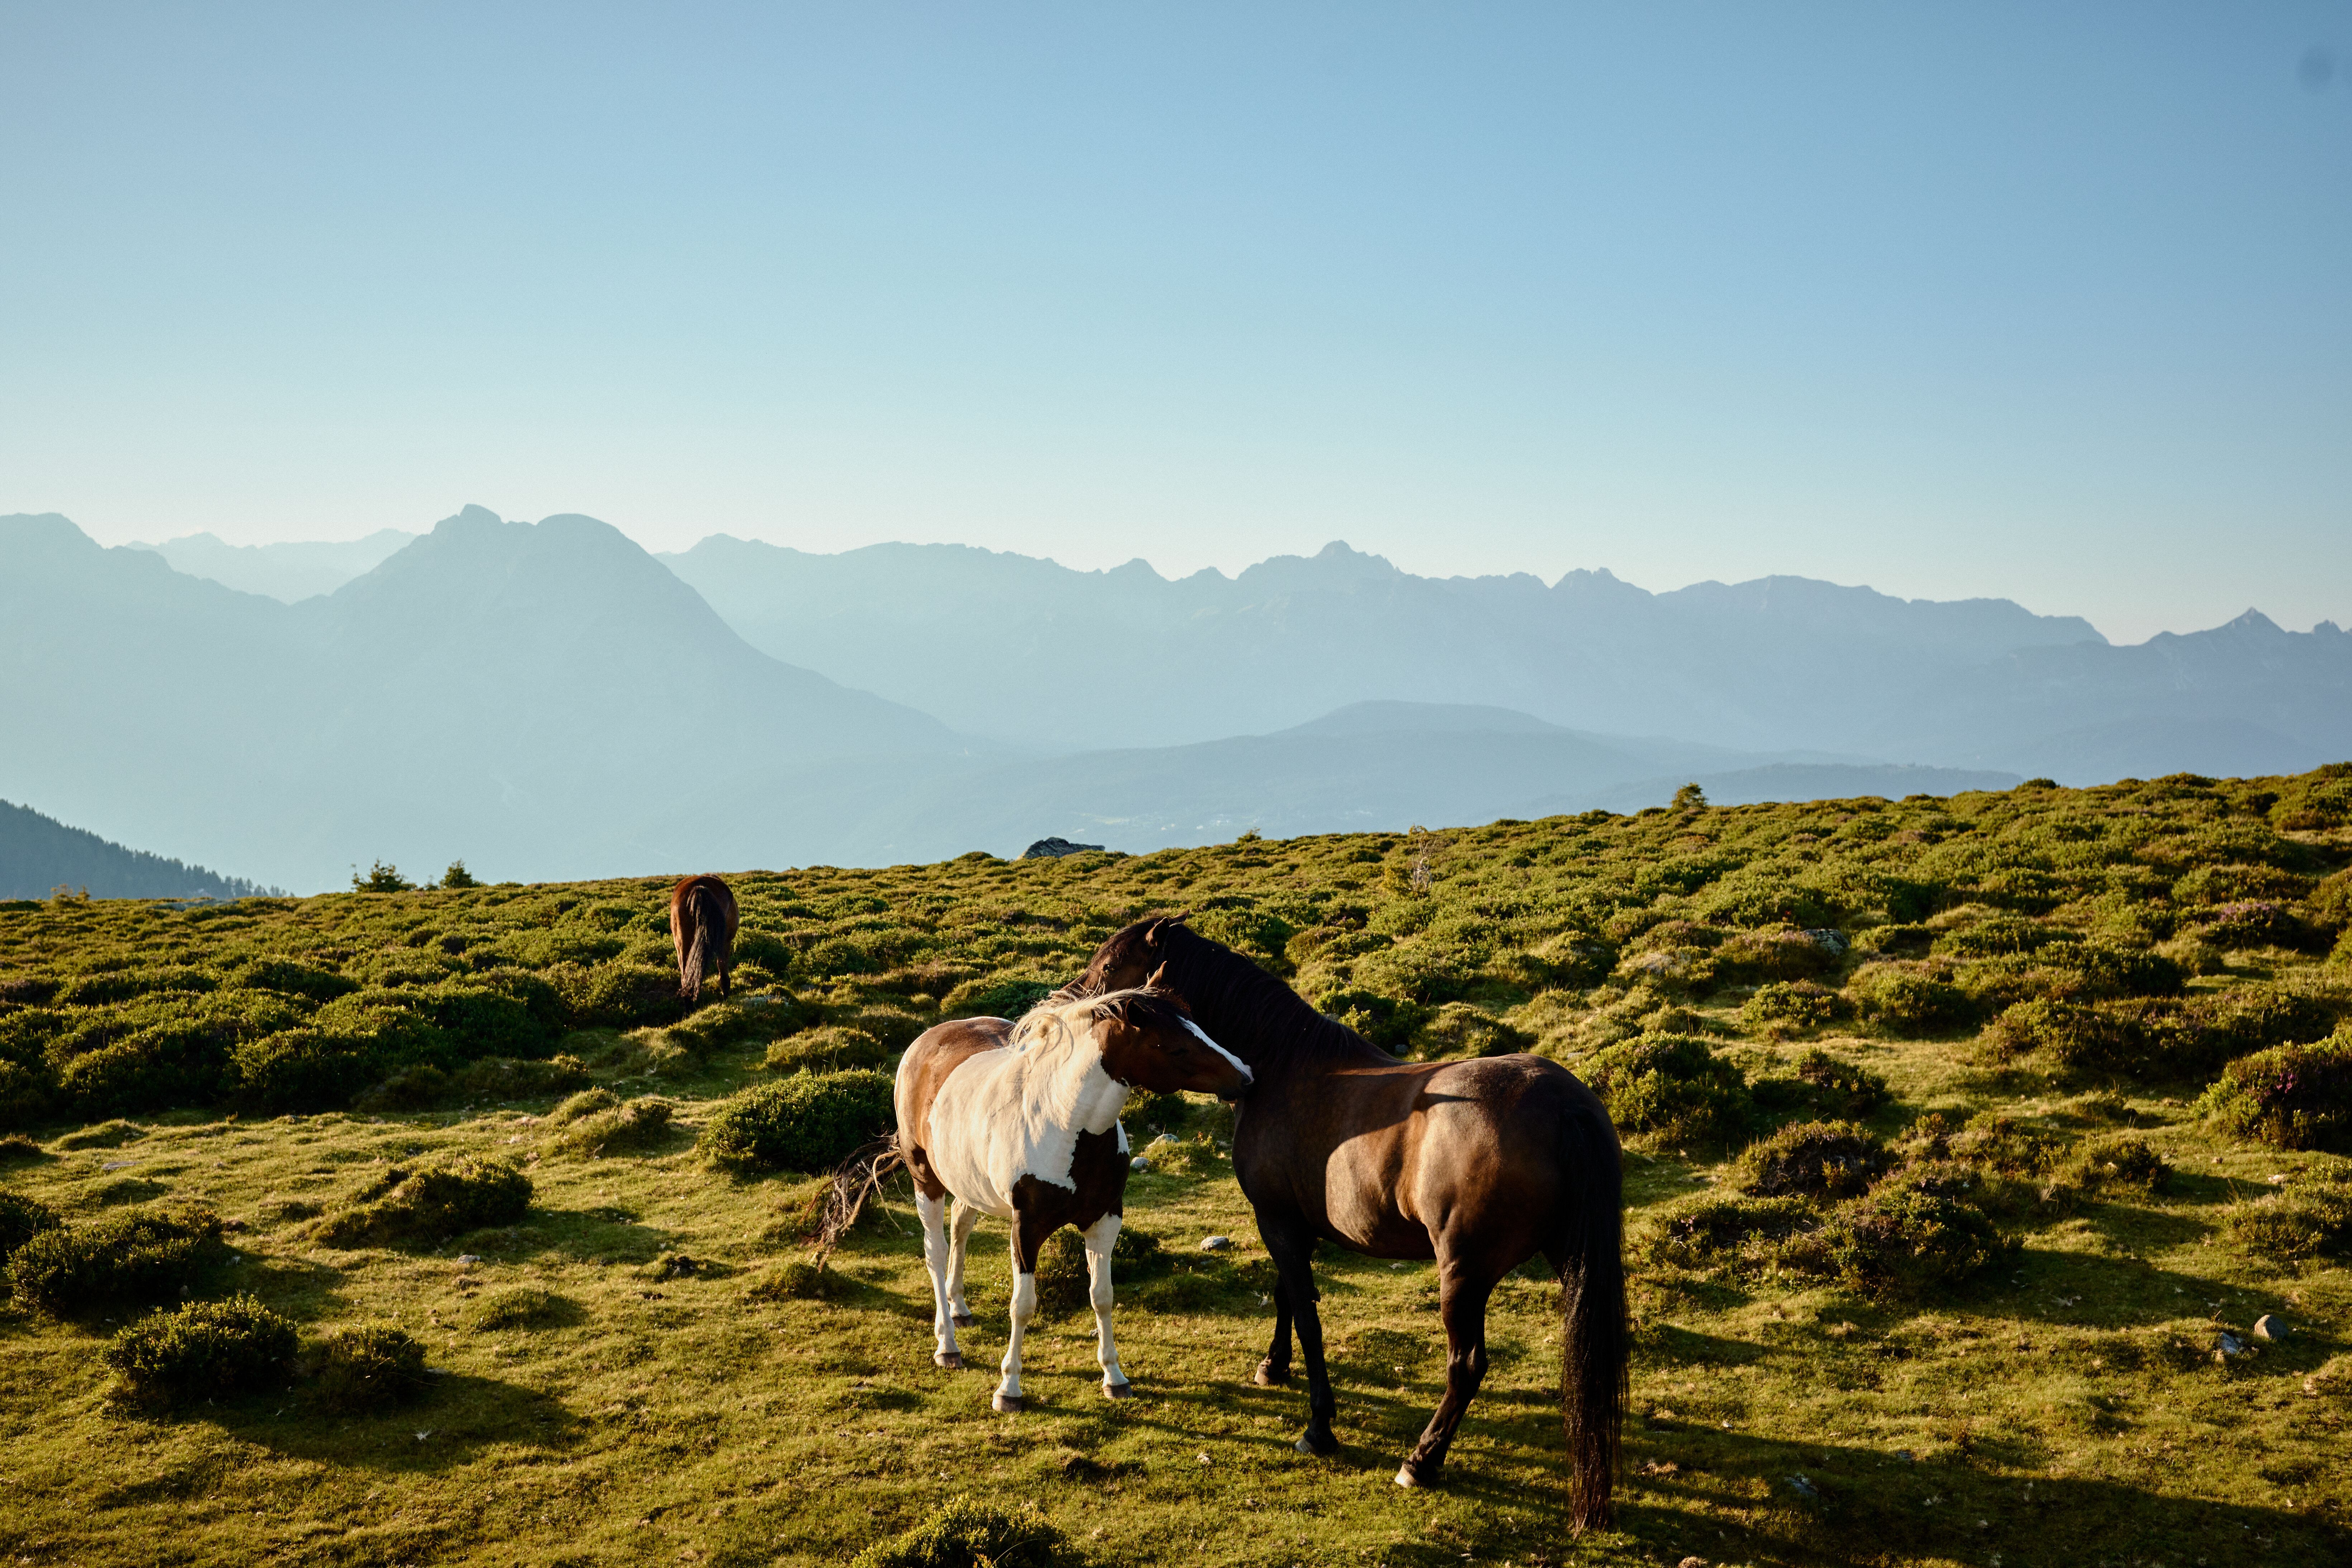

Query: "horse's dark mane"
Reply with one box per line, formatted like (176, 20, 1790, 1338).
(1081, 918, 1394, 1072)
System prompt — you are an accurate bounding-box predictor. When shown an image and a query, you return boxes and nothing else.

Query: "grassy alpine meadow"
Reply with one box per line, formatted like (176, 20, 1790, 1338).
(3, 767, 2352, 1567)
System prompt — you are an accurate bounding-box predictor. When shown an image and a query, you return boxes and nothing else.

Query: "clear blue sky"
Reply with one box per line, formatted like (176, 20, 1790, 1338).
(3, 3, 2346, 642)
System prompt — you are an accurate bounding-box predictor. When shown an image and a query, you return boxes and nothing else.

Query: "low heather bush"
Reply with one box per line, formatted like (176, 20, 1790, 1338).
(309, 1324, 430, 1412)
(2225, 1164, 2352, 1262)
(1738, 1120, 1890, 1200)
(103, 1294, 296, 1410)
(2069, 1136, 2173, 1195)
(313, 1156, 532, 1248)
(847, 1494, 1076, 1568)
(1848, 964, 1977, 1036)
(1740, 980, 1849, 1035)
(546, 1097, 673, 1158)
(7, 1205, 224, 1316)
(1645, 1194, 1816, 1270)
(1818, 1178, 2009, 1301)
(700, 1070, 894, 1173)
(0, 1189, 62, 1267)
(762, 1025, 891, 1075)
(2198, 1034, 2352, 1151)
(471, 1286, 572, 1331)
(1583, 1034, 1752, 1150)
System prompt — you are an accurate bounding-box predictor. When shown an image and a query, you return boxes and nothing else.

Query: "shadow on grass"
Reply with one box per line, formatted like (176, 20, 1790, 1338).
(183, 1371, 583, 1475)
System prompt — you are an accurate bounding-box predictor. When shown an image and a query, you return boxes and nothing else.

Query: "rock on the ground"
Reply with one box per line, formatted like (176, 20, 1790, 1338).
(1199, 1235, 1233, 1251)
(1021, 837, 1106, 860)
(2255, 1314, 2291, 1341)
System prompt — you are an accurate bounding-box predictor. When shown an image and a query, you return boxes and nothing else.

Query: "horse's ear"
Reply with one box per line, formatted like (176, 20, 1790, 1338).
(1145, 961, 1169, 990)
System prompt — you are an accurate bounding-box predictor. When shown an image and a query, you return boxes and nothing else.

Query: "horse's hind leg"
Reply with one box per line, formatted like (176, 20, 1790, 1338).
(915, 1188, 964, 1370)
(1395, 1243, 1507, 1488)
(945, 1198, 980, 1327)
(1255, 1277, 1294, 1387)
(1081, 1213, 1130, 1397)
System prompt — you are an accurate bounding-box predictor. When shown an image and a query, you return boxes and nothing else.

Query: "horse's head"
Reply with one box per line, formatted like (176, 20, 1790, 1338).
(1079, 913, 1192, 997)
(1089, 971, 1251, 1101)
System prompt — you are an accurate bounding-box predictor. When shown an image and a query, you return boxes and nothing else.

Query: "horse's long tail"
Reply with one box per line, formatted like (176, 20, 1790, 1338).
(1559, 1097, 1628, 1535)
(812, 1136, 905, 1267)
(680, 883, 717, 1002)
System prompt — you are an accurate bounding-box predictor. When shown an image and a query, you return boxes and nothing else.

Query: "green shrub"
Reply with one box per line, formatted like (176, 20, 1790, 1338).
(700, 1069, 895, 1173)
(1944, 1113, 2066, 1178)
(2195, 901, 2313, 951)
(353, 1065, 452, 1112)
(313, 1156, 532, 1248)
(2199, 1034, 2352, 1151)
(2173, 863, 2314, 906)
(550, 1086, 620, 1123)
(1121, 1090, 1189, 1135)
(471, 1285, 579, 1330)
(55, 1118, 146, 1150)
(1645, 1194, 1815, 1270)
(7, 1205, 224, 1316)
(2225, 1165, 2352, 1261)
(103, 1294, 297, 1410)
(309, 1324, 429, 1412)
(1851, 924, 1931, 957)
(1819, 1179, 2007, 1300)
(848, 1494, 1076, 1568)
(1984, 999, 2140, 1073)
(546, 1097, 673, 1158)
(2070, 1136, 2172, 1195)
(1408, 1002, 1533, 1060)
(1787, 1049, 1890, 1118)
(1583, 1034, 1752, 1150)
(230, 1028, 380, 1112)
(547, 961, 687, 1030)
(1849, 964, 1976, 1036)
(0, 1189, 63, 1265)
(1714, 925, 1844, 984)
(1740, 980, 1849, 1034)
(1737, 1120, 1889, 1199)
(749, 1258, 839, 1301)
(1034, 1228, 1091, 1315)
(946, 978, 1057, 1021)
(455, 1054, 590, 1102)
(0, 1132, 42, 1164)
(763, 1025, 891, 1074)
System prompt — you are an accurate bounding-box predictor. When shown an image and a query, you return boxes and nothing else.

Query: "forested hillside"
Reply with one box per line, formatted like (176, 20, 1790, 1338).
(0, 799, 276, 901)
(1, 769, 2348, 1564)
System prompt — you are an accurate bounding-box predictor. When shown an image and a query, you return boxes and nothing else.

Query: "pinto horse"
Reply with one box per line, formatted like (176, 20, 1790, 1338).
(894, 981, 1253, 1412)
(1072, 917, 1626, 1532)
(668, 874, 738, 1003)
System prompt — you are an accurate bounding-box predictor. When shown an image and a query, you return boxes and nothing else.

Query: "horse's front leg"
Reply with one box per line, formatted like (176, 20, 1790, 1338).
(1261, 1218, 1337, 1454)
(1081, 1213, 1131, 1398)
(945, 1198, 980, 1328)
(1255, 1275, 1295, 1387)
(1396, 1244, 1502, 1488)
(993, 1212, 1046, 1414)
(914, 1188, 963, 1370)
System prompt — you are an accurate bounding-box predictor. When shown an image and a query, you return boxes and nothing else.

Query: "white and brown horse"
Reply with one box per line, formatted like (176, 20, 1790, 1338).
(894, 982, 1252, 1412)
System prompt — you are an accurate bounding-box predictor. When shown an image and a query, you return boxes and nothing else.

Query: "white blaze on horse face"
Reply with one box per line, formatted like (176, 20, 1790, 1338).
(924, 1009, 1128, 1222)
(1181, 1016, 1252, 1085)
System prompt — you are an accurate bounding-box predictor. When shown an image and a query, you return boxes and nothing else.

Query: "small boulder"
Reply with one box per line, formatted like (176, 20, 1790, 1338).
(1021, 837, 1106, 860)
(1130, 1158, 1150, 1173)
(2255, 1314, 2291, 1342)
(1199, 1235, 1233, 1251)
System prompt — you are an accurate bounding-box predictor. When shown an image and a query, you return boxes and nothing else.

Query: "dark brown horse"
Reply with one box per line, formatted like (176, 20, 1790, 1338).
(1072, 916, 1626, 1531)
(668, 874, 738, 1003)
(894, 980, 1253, 1411)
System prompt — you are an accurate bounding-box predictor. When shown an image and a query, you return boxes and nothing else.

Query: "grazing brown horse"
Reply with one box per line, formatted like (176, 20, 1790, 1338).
(1071, 917, 1626, 1532)
(668, 874, 738, 1003)
(894, 981, 1253, 1412)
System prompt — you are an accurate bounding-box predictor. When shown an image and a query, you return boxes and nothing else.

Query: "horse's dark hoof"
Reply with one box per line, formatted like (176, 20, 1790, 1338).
(1293, 1429, 1339, 1457)
(951, 1314, 976, 1329)
(934, 1351, 963, 1370)
(1102, 1380, 1133, 1401)
(1254, 1361, 1289, 1387)
(992, 1391, 1025, 1414)
(1394, 1458, 1437, 1488)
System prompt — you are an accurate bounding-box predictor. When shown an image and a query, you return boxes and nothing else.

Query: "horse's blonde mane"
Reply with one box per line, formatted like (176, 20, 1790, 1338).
(1007, 983, 1174, 1054)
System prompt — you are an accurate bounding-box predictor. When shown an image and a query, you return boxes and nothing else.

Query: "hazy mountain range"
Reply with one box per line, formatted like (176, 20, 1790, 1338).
(0, 799, 279, 902)
(0, 506, 2341, 893)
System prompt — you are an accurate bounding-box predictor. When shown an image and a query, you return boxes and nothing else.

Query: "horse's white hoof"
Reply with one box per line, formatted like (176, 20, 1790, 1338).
(1292, 1434, 1320, 1455)
(992, 1391, 1025, 1414)
(1102, 1380, 1133, 1401)
(934, 1351, 962, 1371)
(1393, 1463, 1420, 1488)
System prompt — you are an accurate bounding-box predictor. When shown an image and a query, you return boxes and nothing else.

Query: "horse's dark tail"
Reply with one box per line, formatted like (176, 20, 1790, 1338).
(1558, 1099, 1627, 1535)
(811, 1136, 905, 1267)
(679, 883, 717, 1002)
